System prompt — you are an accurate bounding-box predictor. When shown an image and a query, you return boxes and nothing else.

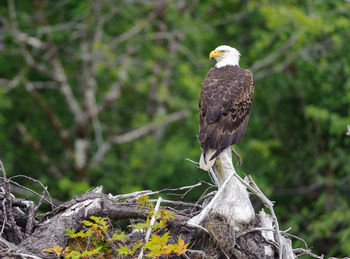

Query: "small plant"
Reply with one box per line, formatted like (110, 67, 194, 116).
(42, 196, 189, 258)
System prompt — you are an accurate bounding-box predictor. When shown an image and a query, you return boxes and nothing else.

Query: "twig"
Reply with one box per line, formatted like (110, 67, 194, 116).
(92, 80, 123, 119)
(150, 182, 202, 197)
(279, 230, 308, 251)
(253, 39, 331, 80)
(138, 196, 162, 259)
(249, 33, 299, 73)
(0, 177, 56, 208)
(4, 0, 49, 74)
(9, 175, 55, 209)
(185, 158, 199, 165)
(89, 142, 111, 168)
(109, 110, 188, 144)
(293, 248, 324, 259)
(2, 67, 29, 92)
(110, 19, 149, 48)
(148, 199, 202, 209)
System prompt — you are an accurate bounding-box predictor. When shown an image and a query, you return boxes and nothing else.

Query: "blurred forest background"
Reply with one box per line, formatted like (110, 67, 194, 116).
(0, 0, 350, 257)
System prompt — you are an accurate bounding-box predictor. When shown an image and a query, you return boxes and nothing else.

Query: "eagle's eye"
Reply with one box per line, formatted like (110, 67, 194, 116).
(219, 50, 226, 53)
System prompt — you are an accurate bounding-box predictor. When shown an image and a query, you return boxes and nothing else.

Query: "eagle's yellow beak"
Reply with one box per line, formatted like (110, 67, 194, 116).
(209, 50, 223, 60)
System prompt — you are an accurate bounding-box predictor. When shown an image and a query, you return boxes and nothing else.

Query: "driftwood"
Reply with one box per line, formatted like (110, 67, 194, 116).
(0, 159, 324, 259)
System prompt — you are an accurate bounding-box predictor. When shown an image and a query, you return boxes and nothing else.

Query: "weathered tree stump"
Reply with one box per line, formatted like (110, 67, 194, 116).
(0, 160, 322, 259)
(189, 148, 295, 259)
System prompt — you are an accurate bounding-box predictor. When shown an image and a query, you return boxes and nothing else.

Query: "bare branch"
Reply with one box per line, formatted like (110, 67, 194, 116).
(149, 199, 202, 210)
(0, 67, 29, 92)
(110, 19, 149, 48)
(110, 110, 188, 144)
(138, 196, 163, 259)
(2, 0, 49, 75)
(215, 11, 248, 25)
(253, 39, 331, 80)
(0, 177, 56, 208)
(3, 80, 61, 91)
(29, 1, 84, 123)
(293, 248, 324, 259)
(253, 51, 299, 80)
(9, 175, 55, 209)
(89, 142, 111, 168)
(250, 33, 299, 73)
(90, 110, 188, 167)
(109, 0, 167, 49)
(36, 22, 79, 36)
(146, 181, 203, 197)
(93, 81, 122, 118)
(81, 40, 98, 118)
(11, 31, 46, 49)
(51, 57, 84, 123)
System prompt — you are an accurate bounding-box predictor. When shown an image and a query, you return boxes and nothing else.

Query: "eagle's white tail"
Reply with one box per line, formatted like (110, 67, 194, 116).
(199, 149, 217, 171)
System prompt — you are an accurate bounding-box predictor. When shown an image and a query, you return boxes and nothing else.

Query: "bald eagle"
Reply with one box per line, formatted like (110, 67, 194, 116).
(198, 45, 254, 171)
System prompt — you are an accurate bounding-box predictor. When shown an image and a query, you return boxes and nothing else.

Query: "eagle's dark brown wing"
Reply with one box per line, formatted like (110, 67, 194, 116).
(198, 65, 254, 161)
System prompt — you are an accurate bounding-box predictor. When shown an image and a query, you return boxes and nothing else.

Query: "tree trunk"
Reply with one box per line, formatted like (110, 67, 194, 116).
(189, 148, 295, 259)
(188, 148, 255, 229)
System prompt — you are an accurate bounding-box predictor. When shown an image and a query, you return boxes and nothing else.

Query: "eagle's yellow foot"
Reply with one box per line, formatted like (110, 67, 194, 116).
(231, 148, 242, 166)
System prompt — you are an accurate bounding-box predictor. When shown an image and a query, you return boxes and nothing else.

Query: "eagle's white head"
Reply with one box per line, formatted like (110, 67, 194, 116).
(209, 45, 240, 68)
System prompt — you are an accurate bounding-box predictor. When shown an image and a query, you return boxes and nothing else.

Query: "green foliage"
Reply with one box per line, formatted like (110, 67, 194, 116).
(42, 245, 70, 257)
(61, 216, 111, 258)
(43, 198, 188, 258)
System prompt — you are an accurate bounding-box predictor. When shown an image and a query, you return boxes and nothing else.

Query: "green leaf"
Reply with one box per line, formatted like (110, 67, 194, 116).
(65, 250, 83, 259)
(137, 195, 150, 208)
(172, 236, 189, 255)
(117, 245, 131, 256)
(65, 229, 76, 237)
(81, 247, 102, 256)
(131, 241, 143, 253)
(130, 222, 149, 230)
(41, 245, 64, 256)
(108, 231, 127, 241)
(82, 220, 95, 227)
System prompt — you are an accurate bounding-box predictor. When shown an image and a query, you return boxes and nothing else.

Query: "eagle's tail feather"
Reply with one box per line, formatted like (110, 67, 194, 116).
(209, 148, 223, 161)
(199, 149, 217, 171)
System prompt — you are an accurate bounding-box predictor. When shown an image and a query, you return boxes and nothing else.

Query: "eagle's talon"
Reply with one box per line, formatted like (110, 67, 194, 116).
(231, 148, 242, 166)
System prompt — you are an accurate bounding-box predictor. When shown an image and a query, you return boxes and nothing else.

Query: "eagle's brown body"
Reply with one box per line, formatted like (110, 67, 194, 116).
(198, 65, 254, 164)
